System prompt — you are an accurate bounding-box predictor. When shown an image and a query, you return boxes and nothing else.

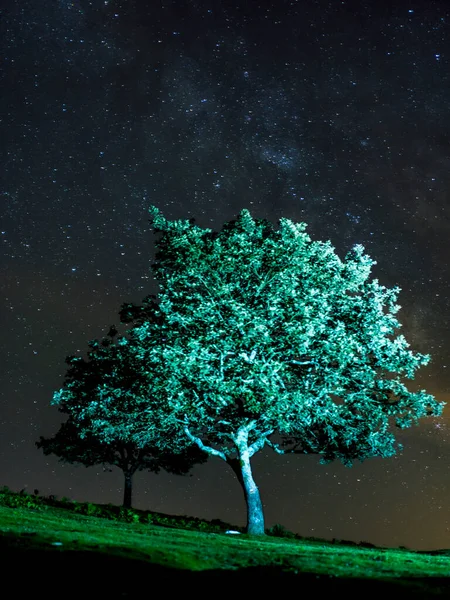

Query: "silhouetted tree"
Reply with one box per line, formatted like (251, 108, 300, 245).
(45, 326, 207, 508)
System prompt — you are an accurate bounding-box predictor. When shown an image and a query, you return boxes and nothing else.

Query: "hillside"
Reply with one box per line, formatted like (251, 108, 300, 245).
(0, 489, 449, 598)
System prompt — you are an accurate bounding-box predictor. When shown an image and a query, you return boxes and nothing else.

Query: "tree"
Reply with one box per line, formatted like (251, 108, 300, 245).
(37, 419, 139, 509)
(119, 206, 444, 535)
(45, 325, 207, 508)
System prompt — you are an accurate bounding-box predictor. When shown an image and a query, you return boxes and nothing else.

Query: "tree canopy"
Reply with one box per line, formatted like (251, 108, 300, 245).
(45, 325, 207, 507)
(126, 206, 443, 534)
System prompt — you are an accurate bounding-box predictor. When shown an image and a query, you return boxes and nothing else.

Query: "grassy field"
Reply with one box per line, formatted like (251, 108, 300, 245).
(0, 489, 449, 598)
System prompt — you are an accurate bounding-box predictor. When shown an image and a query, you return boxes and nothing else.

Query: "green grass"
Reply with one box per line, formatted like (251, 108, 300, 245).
(0, 488, 449, 598)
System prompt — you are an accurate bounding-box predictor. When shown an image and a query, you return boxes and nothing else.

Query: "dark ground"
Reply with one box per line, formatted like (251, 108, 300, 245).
(2, 533, 448, 599)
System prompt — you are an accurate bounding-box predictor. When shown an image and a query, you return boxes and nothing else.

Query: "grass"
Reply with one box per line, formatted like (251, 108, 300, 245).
(0, 488, 449, 598)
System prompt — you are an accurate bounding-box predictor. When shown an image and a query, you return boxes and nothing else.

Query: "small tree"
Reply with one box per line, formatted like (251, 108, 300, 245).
(123, 206, 444, 535)
(46, 325, 207, 508)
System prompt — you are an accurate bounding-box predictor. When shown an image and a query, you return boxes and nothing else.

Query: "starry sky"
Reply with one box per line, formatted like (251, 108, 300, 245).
(1, 0, 449, 551)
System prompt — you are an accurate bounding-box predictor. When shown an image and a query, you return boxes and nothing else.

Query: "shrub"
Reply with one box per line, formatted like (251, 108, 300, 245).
(267, 524, 296, 539)
(0, 487, 44, 510)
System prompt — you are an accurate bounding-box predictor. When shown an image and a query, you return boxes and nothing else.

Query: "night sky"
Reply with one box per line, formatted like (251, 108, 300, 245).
(1, 0, 449, 551)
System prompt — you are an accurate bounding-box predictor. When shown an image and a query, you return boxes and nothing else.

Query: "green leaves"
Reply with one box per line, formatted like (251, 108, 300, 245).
(49, 206, 444, 477)
(45, 321, 208, 481)
(129, 206, 444, 463)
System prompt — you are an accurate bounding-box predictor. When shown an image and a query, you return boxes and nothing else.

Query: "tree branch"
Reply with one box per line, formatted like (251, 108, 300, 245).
(265, 439, 286, 455)
(197, 276, 228, 324)
(291, 360, 315, 366)
(240, 348, 257, 363)
(274, 372, 286, 390)
(184, 424, 227, 461)
(248, 429, 274, 458)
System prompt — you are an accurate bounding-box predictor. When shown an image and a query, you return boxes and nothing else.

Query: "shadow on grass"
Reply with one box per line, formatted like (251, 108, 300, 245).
(1, 534, 449, 598)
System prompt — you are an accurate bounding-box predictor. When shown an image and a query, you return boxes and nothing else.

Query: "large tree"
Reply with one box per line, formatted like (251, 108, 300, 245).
(81, 207, 444, 535)
(46, 325, 207, 508)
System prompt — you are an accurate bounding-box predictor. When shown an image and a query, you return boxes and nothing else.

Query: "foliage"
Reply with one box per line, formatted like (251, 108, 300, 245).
(128, 205, 443, 466)
(0, 486, 46, 511)
(46, 325, 207, 504)
(267, 523, 296, 539)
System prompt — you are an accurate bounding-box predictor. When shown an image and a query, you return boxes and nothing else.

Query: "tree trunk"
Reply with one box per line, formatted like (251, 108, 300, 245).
(227, 454, 265, 535)
(123, 471, 133, 508)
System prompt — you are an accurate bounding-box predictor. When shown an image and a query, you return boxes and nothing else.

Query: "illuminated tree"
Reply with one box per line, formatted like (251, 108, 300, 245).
(120, 206, 443, 535)
(46, 325, 207, 508)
